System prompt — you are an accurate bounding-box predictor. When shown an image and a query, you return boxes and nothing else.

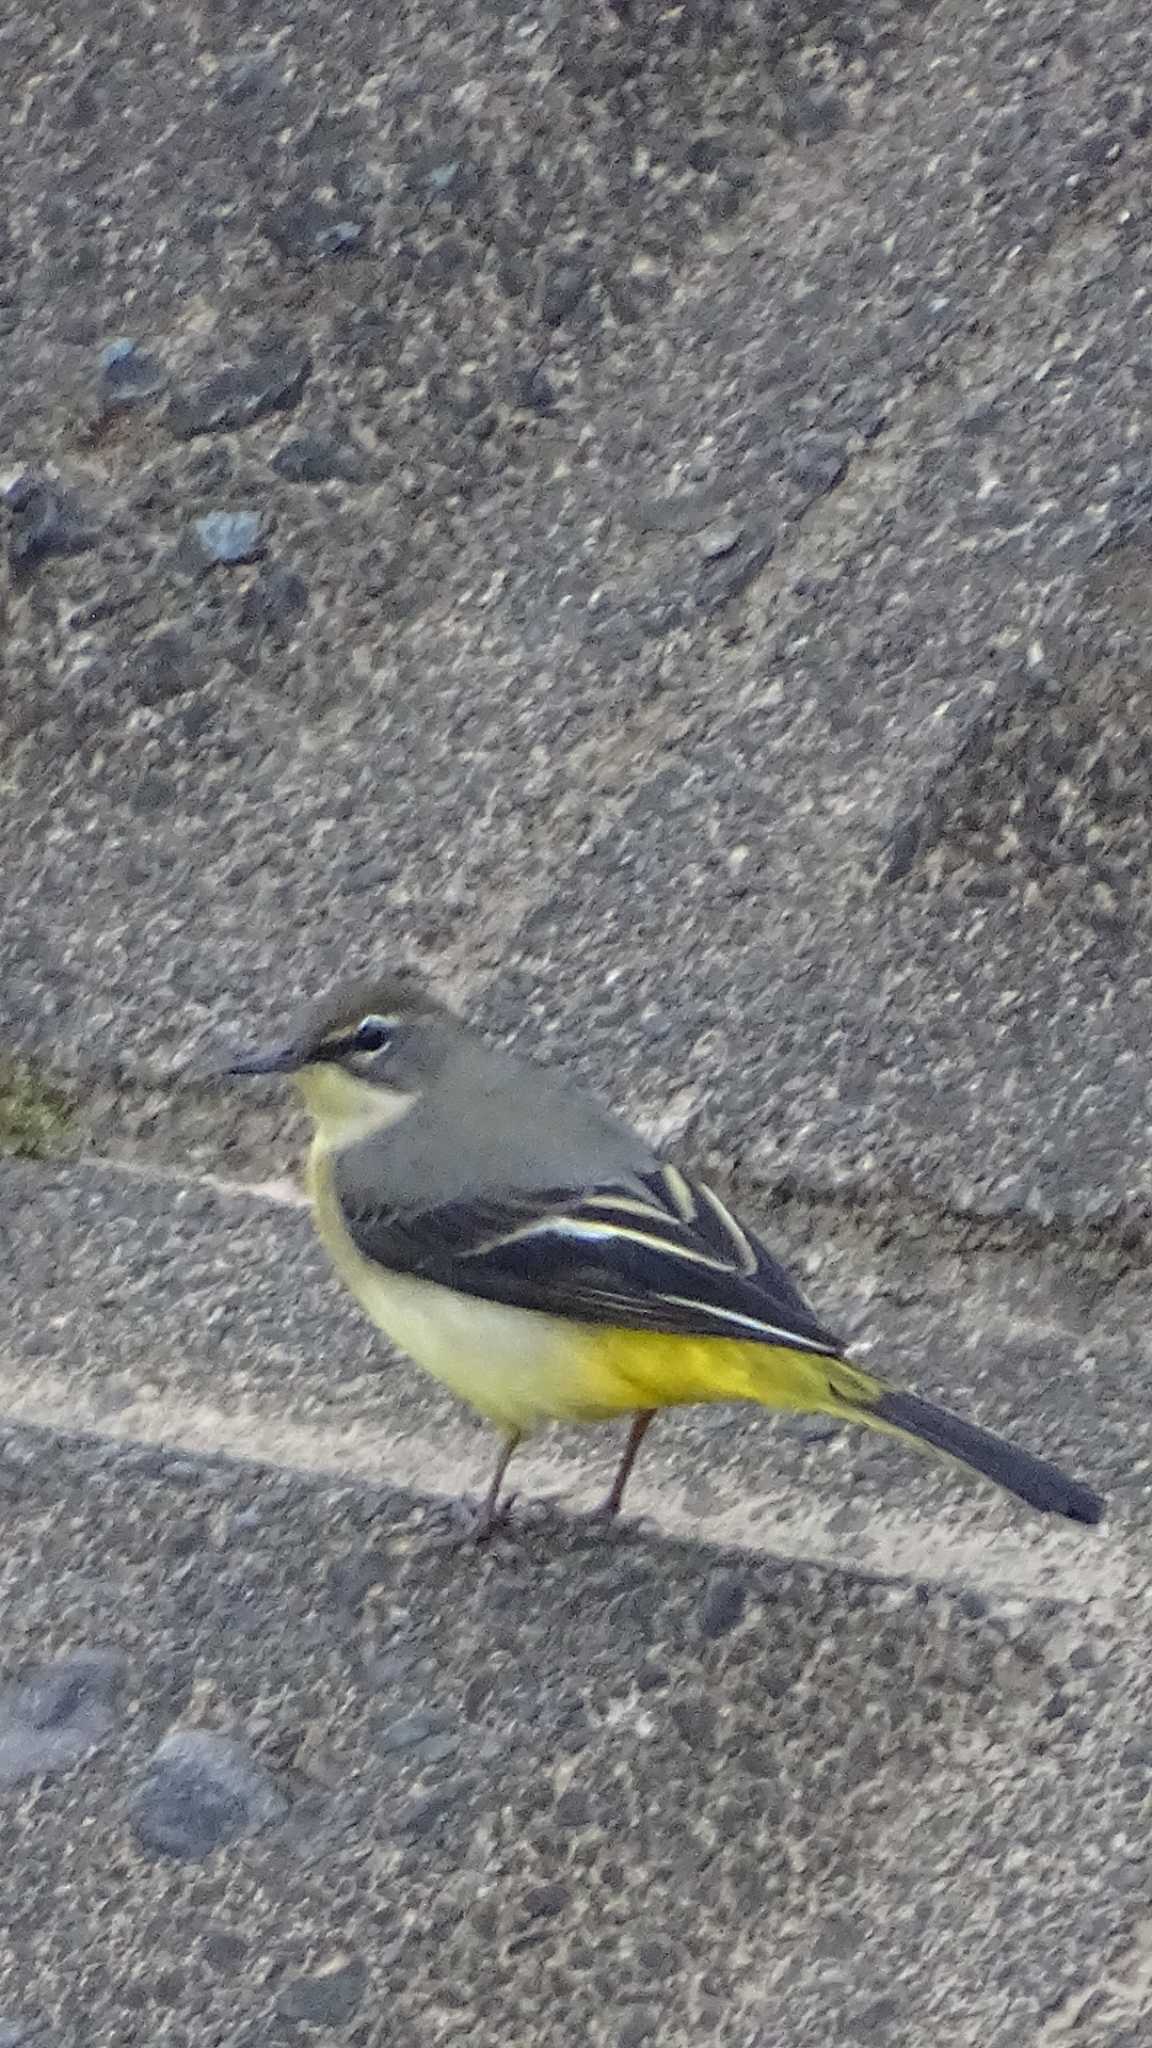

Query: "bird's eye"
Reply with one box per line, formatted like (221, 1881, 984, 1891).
(354, 1015, 393, 1053)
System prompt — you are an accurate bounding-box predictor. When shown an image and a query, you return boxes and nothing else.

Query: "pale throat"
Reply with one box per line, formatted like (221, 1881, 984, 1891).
(294, 1064, 417, 1149)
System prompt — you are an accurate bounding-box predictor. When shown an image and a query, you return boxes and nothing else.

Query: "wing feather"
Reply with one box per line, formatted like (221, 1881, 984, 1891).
(335, 1158, 842, 1359)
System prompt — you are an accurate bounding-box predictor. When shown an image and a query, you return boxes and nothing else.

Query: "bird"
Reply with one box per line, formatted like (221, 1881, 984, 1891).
(225, 970, 1104, 1540)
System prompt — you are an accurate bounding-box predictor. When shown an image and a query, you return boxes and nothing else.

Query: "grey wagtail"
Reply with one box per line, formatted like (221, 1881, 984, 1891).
(226, 972, 1104, 1538)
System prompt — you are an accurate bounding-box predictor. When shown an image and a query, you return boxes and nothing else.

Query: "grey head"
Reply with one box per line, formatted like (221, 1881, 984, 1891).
(227, 969, 470, 1091)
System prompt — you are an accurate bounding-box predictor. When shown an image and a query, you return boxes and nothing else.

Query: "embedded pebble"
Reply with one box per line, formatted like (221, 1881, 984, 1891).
(698, 521, 743, 560)
(166, 347, 311, 438)
(237, 566, 309, 632)
(194, 511, 265, 564)
(4, 474, 96, 572)
(129, 1729, 288, 1859)
(262, 201, 367, 262)
(98, 338, 166, 409)
(0, 1650, 126, 1785)
(271, 434, 361, 484)
(275, 1956, 368, 2026)
(699, 1571, 748, 1639)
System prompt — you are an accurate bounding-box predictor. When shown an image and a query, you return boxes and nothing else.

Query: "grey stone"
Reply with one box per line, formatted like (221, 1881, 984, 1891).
(0, 1650, 125, 1785)
(262, 201, 367, 264)
(698, 521, 742, 560)
(129, 1730, 288, 1859)
(698, 1571, 747, 1639)
(193, 511, 265, 565)
(4, 474, 96, 573)
(237, 566, 309, 633)
(166, 349, 311, 438)
(98, 339, 166, 409)
(271, 435, 358, 485)
(275, 1957, 368, 2026)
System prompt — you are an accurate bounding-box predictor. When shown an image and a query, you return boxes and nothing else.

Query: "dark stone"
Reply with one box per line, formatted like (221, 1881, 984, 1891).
(0, 1650, 126, 1784)
(686, 134, 728, 173)
(216, 58, 277, 106)
(617, 2013, 658, 2048)
(271, 435, 358, 484)
(699, 1572, 748, 1639)
(261, 201, 367, 264)
(521, 1882, 569, 1919)
(375, 1708, 458, 1757)
(237, 567, 309, 634)
(510, 365, 557, 415)
(275, 1957, 368, 2026)
(166, 347, 311, 438)
(129, 1730, 288, 1859)
(540, 263, 593, 328)
(193, 512, 265, 565)
(98, 339, 167, 409)
(130, 772, 176, 815)
(633, 488, 728, 537)
(5, 475, 97, 575)
(201, 1928, 248, 1975)
(133, 631, 205, 705)
(790, 438, 849, 497)
(669, 1696, 717, 1748)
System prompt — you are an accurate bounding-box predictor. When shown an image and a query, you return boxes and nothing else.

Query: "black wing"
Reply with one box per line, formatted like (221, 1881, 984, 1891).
(335, 1159, 843, 1358)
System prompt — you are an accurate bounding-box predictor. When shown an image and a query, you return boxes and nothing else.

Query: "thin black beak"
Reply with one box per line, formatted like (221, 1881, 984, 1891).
(226, 1043, 305, 1077)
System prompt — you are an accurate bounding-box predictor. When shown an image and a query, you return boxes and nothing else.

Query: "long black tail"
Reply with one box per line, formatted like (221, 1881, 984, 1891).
(868, 1387, 1103, 1525)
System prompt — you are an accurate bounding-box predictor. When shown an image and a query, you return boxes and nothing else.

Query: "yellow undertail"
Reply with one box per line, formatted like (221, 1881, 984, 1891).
(582, 1325, 1101, 1525)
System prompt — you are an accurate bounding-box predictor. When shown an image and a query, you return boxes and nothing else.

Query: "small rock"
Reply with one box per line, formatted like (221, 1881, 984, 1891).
(130, 1729, 288, 1859)
(632, 487, 726, 537)
(540, 262, 592, 328)
(262, 200, 367, 263)
(375, 1708, 458, 1758)
(133, 630, 205, 705)
(0, 2022, 50, 2047)
(789, 437, 849, 497)
(521, 1882, 568, 1920)
(698, 520, 742, 560)
(167, 346, 311, 439)
(669, 1696, 716, 1749)
(4, 474, 97, 574)
(201, 1927, 248, 1975)
(216, 57, 277, 106)
(275, 1956, 368, 2026)
(98, 338, 166, 409)
(699, 1571, 748, 1639)
(686, 133, 728, 172)
(194, 511, 265, 565)
(0, 1650, 126, 1785)
(510, 365, 557, 415)
(271, 434, 357, 484)
(781, 1414, 842, 1444)
(237, 566, 309, 633)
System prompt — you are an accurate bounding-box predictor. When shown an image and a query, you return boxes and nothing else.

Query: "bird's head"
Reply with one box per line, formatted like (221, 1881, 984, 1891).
(227, 970, 460, 1143)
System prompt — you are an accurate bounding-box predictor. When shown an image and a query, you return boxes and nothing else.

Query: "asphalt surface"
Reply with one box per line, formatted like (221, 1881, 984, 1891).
(3, 0, 1152, 2041)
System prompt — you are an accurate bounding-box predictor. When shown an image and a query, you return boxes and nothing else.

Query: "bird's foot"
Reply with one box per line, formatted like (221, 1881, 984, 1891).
(569, 1493, 654, 1537)
(426, 1490, 521, 1550)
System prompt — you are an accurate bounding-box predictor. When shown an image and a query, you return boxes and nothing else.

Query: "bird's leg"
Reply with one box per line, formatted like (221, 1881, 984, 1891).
(585, 1410, 656, 1522)
(468, 1430, 522, 1543)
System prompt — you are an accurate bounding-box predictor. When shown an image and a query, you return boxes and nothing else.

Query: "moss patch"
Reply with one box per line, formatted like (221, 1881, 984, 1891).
(0, 1059, 80, 1159)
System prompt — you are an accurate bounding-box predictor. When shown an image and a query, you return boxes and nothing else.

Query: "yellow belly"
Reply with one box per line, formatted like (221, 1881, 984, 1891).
(306, 1142, 854, 1434)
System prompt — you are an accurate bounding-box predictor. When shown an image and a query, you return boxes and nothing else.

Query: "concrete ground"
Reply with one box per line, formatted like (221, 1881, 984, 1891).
(3, 0, 1152, 2042)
